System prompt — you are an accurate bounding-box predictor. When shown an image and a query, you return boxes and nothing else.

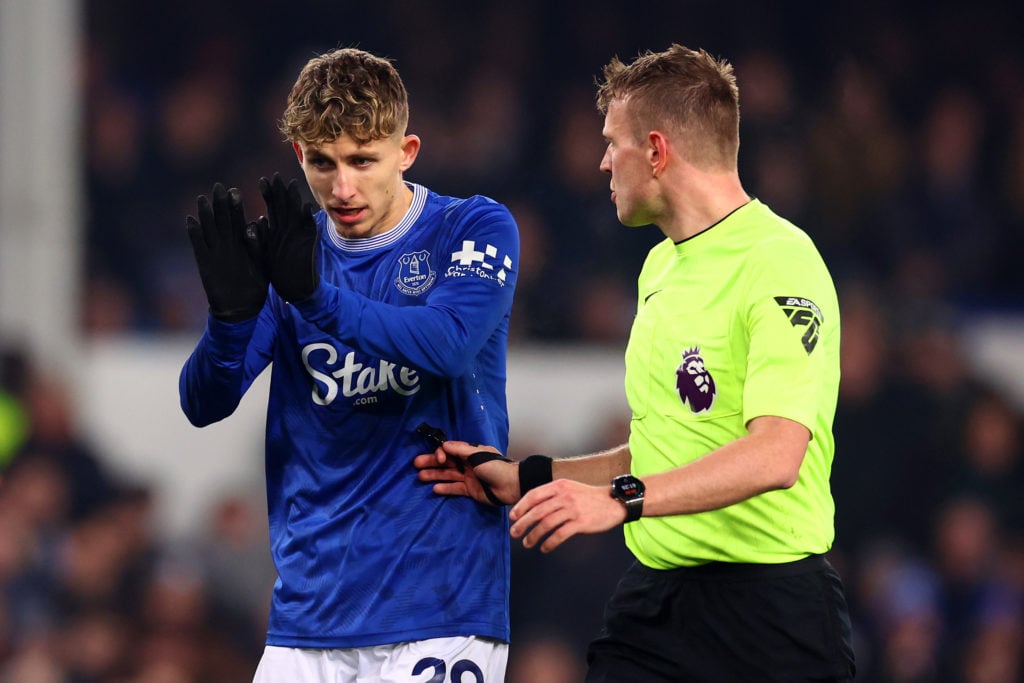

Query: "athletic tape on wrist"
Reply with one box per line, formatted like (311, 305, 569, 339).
(467, 451, 510, 506)
(467, 451, 509, 467)
(519, 454, 553, 496)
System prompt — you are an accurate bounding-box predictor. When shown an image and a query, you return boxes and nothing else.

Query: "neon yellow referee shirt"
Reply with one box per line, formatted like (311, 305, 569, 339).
(624, 199, 841, 568)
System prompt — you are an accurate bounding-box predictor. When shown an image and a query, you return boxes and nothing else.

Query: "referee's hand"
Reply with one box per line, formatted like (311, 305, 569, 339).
(509, 480, 628, 553)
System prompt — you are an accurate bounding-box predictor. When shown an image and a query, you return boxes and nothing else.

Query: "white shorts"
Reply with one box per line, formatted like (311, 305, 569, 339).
(253, 635, 508, 683)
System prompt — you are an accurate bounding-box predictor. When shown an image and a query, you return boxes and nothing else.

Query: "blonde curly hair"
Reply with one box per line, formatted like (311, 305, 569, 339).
(280, 48, 409, 146)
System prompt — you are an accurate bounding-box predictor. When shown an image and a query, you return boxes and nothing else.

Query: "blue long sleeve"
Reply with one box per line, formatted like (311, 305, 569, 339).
(179, 310, 273, 426)
(294, 275, 512, 378)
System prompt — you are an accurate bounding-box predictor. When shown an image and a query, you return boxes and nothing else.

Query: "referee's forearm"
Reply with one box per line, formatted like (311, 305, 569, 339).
(552, 443, 631, 486)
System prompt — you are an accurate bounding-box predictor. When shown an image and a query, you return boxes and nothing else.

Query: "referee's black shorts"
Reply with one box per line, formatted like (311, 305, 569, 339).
(585, 554, 856, 682)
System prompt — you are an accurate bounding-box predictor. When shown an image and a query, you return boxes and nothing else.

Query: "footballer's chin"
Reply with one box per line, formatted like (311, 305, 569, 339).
(328, 209, 373, 238)
(330, 206, 367, 225)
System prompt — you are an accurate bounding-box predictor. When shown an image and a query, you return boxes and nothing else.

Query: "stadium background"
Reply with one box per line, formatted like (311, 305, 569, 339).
(1, 0, 1024, 680)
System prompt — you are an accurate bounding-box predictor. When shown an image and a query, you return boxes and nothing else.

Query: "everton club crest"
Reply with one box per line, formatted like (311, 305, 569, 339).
(395, 250, 436, 296)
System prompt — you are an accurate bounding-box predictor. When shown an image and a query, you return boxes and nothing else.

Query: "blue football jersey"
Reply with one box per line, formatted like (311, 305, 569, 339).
(180, 183, 518, 647)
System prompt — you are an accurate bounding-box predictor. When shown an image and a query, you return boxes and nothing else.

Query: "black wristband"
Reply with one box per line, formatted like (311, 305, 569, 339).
(519, 454, 553, 496)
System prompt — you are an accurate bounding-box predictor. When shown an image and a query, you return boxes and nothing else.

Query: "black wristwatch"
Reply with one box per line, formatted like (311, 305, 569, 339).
(610, 474, 645, 523)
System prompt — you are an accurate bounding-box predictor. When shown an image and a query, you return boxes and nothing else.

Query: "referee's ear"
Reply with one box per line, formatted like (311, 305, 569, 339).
(648, 130, 670, 177)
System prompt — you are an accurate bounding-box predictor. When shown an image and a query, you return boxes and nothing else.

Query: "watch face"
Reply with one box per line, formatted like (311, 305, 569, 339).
(613, 475, 645, 499)
(612, 475, 645, 523)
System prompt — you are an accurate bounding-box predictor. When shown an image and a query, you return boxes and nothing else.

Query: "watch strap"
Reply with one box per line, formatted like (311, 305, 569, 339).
(622, 497, 643, 523)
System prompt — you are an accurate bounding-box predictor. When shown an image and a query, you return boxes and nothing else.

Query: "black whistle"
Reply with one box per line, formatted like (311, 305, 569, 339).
(415, 422, 464, 473)
(416, 422, 447, 449)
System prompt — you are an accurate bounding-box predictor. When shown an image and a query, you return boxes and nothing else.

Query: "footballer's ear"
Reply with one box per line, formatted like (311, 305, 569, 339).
(292, 141, 304, 165)
(400, 134, 421, 171)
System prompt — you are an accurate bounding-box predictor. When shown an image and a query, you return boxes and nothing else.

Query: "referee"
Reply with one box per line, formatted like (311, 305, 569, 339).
(418, 43, 856, 682)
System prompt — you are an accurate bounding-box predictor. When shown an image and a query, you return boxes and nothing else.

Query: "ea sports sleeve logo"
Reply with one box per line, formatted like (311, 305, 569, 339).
(676, 346, 716, 413)
(773, 296, 823, 354)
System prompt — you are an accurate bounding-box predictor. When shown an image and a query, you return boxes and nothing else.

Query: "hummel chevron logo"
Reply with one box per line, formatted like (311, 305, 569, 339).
(774, 296, 822, 354)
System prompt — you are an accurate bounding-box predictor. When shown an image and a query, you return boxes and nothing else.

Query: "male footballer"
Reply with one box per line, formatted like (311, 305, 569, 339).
(180, 48, 518, 682)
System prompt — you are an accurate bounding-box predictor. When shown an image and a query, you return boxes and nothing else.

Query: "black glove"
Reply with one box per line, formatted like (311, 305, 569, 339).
(185, 183, 267, 322)
(256, 173, 320, 303)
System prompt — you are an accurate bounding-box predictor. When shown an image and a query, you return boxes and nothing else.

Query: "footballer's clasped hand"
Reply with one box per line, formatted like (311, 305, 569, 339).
(185, 183, 267, 323)
(186, 173, 321, 319)
(255, 172, 321, 304)
(415, 439, 521, 508)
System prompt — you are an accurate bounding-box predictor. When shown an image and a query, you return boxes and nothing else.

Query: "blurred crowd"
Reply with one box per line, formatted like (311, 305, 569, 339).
(1, 0, 1022, 681)
(80, 0, 1024, 341)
